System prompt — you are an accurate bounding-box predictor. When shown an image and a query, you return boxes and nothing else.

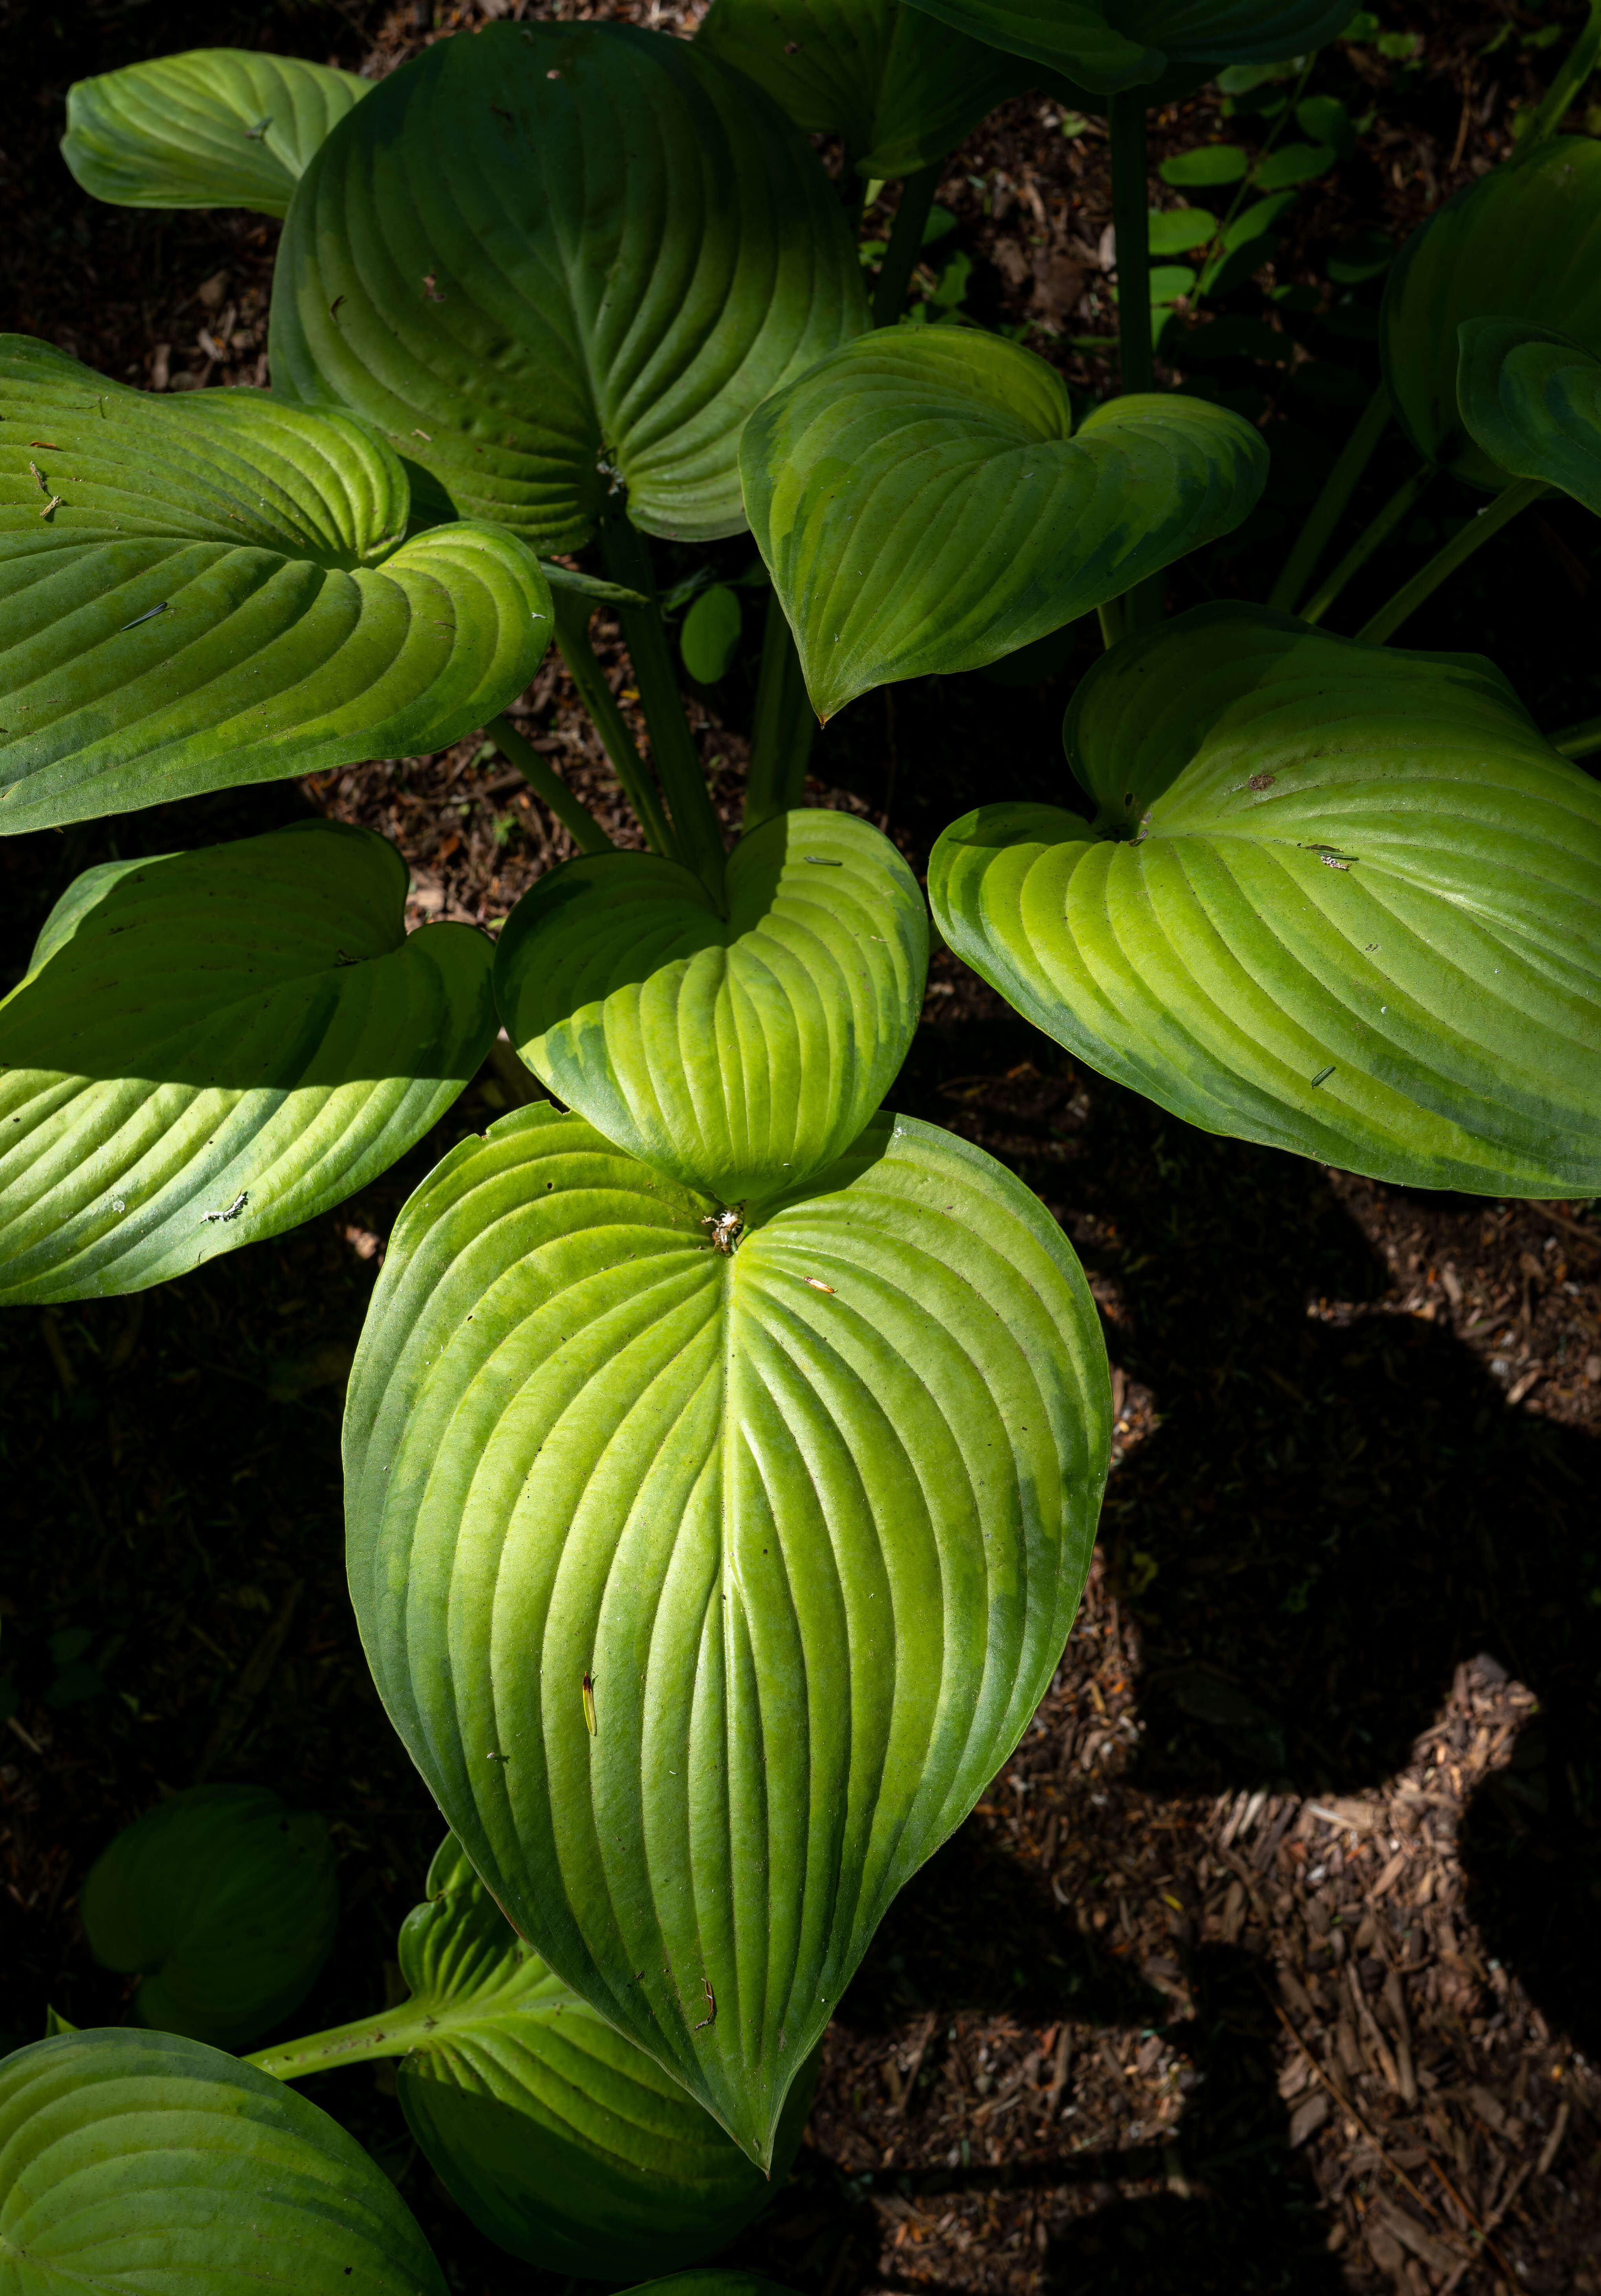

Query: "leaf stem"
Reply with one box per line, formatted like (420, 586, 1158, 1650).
(1548, 712, 1601, 759)
(1298, 462, 1433, 626)
(1525, 0, 1601, 147)
(1356, 477, 1548, 645)
(550, 591, 678, 859)
(1265, 381, 1392, 614)
(245, 2000, 437, 2080)
(487, 713, 615, 856)
(1108, 93, 1153, 396)
(872, 161, 942, 328)
(744, 590, 816, 832)
(599, 512, 728, 896)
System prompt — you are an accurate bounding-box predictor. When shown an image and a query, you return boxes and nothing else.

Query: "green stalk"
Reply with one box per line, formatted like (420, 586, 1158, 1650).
(550, 592, 678, 860)
(246, 2000, 437, 2081)
(1356, 477, 1548, 645)
(487, 713, 614, 856)
(1108, 93, 1153, 396)
(599, 513, 727, 897)
(872, 161, 942, 329)
(1265, 382, 1392, 615)
(1298, 463, 1432, 626)
(1525, 0, 1601, 146)
(1549, 713, 1601, 759)
(744, 591, 816, 832)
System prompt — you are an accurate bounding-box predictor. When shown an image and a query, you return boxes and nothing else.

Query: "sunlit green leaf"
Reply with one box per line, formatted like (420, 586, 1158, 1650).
(740, 328, 1267, 721)
(0, 820, 496, 1302)
(254, 1835, 814, 2276)
(1457, 317, 1601, 516)
(270, 22, 865, 550)
(1381, 136, 1601, 488)
(63, 49, 370, 218)
(0, 339, 551, 830)
(81, 1786, 337, 2051)
(345, 1103, 1109, 2162)
(900, 0, 1353, 92)
(929, 603, 1601, 1196)
(0, 2028, 445, 2295)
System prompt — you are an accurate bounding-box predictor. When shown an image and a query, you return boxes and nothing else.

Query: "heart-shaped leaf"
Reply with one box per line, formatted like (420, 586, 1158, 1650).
(1381, 136, 1601, 490)
(493, 809, 927, 1201)
(0, 820, 496, 1303)
(929, 603, 1601, 1196)
(345, 1103, 1109, 2162)
(254, 1835, 815, 2276)
(63, 49, 369, 218)
(740, 329, 1267, 722)
(1457, 317, 1601, 516)
(697, 0, 1036, 178)
(270, 22, 865, 551)
(900, 0, 1353, 90)
(0, 338, 551, 830)
(0, 2028, 445, 2294)
(80, 1786, 337, 2051)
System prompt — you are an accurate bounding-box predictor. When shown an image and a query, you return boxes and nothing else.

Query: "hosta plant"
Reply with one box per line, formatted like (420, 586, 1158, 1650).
(3, 0, 1598, 2268)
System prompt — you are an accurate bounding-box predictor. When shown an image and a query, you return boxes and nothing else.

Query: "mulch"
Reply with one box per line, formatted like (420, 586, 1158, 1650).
(1, 2, 1599, 2292)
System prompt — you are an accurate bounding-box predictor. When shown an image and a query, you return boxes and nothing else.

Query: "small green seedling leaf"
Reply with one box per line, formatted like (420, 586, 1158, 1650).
(679, 583, 744, 683)
(1458, 318, 1601, 516)
(494, 807, 927, 1201)
(0, 820, 496, 1302)
(740, 327, 1267, 721)
(1148, 206, 1217, 254)
(1160, 143, 1249, 185)
(0, 2028, 446, 2295)
(80, 1784, 338, 2050)
(1326, 228, 1394, 283)
(929, 602, 1601, 1198)
(63, 48, 369, 217)
(1295, 92, 1355, 156)
(1252, 139, 1334, 189)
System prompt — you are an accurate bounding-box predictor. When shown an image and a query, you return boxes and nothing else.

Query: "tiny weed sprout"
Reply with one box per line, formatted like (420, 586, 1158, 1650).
(2, 0, 1599, 2279)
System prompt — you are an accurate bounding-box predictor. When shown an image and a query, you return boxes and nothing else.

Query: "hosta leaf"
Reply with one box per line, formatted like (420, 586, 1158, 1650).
(1457, 317, 1601, 517)
(254, 1836, 814, 2277)
(900, 0, 1352, 91)
(63, 49, 369, 219)
(0, 339, 551, 830)
(1381, 136, 1601, 490)
(929, 603, 1601, 1196)
(345, 1104, 1109, 2161)
(493, 808, 928, 1201)
(270, 22, 865, 551)
(740, 329, 1267, 722)
(680, 584, 744, 684)
(697, 0, 1034, 178)
(0, 2028, 444, 2295)
(0, 819, 496, 1303)
(81, 1786, 336, 2052)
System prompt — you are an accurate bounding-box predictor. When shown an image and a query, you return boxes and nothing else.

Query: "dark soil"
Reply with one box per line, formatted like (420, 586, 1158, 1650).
(2, 4, 1599, 2294)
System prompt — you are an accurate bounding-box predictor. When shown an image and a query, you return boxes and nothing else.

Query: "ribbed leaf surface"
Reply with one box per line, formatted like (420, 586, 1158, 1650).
(697, 0, 1033, 178)
(1458, 317, 1601, 516)
(80, 1787, 336, 2051)
(0, 2029, 444, 2296)
(900, 0, 1351, 89)
(270, 22, 866, 551)
(0, 820, 496, 1302)
(1381, 137, 1601, 490)
(345, 1104, 1109, 2161)
(929, 603, 1601, 1196)
(0, 338, 551, 830)
(259, 1835, 811, 2275)
(494, 809, 927, 1201)
(63, 49, 369, 218)
(741, 330, 1267, 721)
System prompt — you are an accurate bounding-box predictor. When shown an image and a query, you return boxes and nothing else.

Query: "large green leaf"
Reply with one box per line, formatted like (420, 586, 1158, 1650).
(1457, 317, 1601, 517)
(0, 339, 551, 830)
(0, 2028, 444, 2294)
(899, 0, 1352, 90)
(0, 820, 496, 1303)
(63, 49, 369, 219)
(494, 808, 927, 1201)
(1381, 137, 1601, 490)
(929, 602, 1601, 1196)
(740, 329, 1267, 722)
(253, 1835, 813, 2276)
(269, 22, 865, 552)
(697, 0, 1034, 178)
(345, 1103, 1109, 2162)
(80, 1787, 337, 2051)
